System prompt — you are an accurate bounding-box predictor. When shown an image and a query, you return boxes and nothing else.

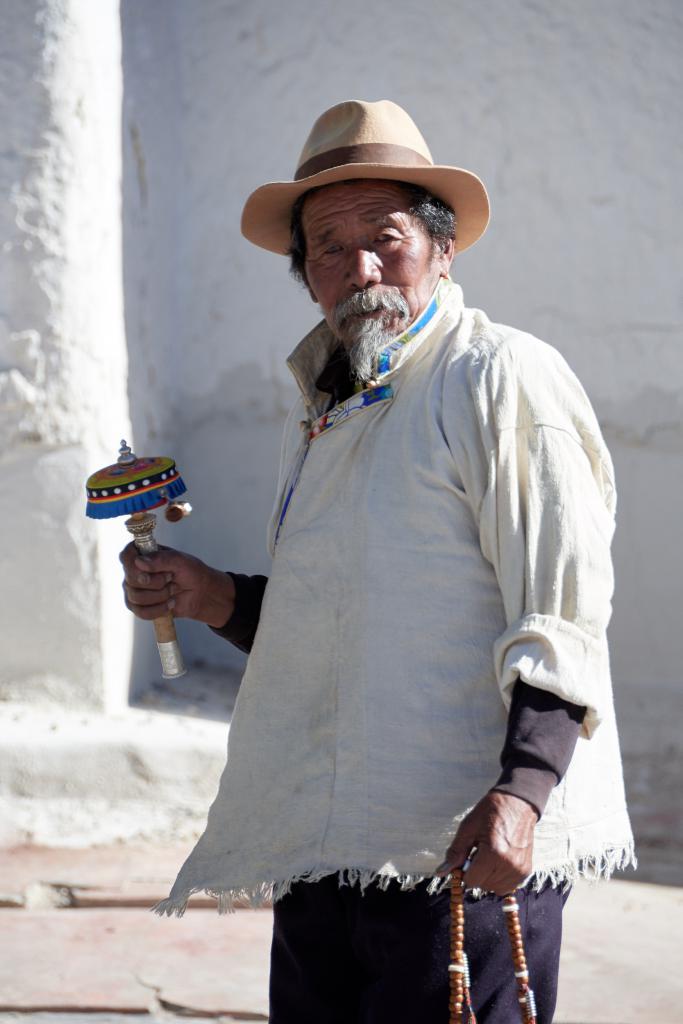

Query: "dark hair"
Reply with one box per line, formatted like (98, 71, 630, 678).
(288, 179, 457, 285)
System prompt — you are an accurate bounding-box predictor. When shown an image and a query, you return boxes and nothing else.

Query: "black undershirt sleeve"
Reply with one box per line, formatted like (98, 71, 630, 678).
(491, 680, 586, 818)
(208, 572, 268, 654)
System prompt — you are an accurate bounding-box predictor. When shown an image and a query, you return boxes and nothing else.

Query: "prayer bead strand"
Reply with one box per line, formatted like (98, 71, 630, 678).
(502, 894, 537, 1024)
(449, 873, 537, 1023)
(448, 871, 477, 1024)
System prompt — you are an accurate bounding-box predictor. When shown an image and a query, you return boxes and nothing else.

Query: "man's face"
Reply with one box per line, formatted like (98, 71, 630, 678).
(301, 181, 454, 354)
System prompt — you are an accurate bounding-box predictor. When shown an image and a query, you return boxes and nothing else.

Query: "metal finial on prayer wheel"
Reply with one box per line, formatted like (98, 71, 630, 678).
(85, 440, 191, 678)
(117, 439, 136, 465)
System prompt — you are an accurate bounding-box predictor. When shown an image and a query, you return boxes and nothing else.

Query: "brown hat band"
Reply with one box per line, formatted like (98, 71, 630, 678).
(295, 142, 432, 181)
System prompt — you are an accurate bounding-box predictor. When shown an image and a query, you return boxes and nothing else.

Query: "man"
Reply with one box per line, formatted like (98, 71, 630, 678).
(121, 100, 634, 1023)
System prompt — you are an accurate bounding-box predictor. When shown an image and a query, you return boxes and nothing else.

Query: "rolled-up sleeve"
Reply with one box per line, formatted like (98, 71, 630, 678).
(480, 422, 616, 736)
(446, 327, 618, 738)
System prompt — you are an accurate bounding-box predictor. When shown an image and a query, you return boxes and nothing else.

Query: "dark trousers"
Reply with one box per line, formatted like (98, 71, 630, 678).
(270, 874, 569, 1023)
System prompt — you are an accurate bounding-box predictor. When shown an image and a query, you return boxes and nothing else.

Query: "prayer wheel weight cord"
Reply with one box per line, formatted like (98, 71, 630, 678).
(449, 870, 537, 1024)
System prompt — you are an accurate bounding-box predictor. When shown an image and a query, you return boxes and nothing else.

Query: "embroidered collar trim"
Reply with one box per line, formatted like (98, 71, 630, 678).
(374, 275, 451, 377)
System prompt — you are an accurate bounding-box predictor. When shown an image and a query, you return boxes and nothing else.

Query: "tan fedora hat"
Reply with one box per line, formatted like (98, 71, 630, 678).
(241, 99, 490, 255)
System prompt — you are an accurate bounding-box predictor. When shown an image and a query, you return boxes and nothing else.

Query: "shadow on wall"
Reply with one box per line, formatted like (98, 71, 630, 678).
(120, 1, 181, 710)
(119, 3, 290, 714)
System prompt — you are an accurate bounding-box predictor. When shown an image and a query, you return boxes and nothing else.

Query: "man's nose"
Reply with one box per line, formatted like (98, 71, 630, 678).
(347, 247, 382, 290)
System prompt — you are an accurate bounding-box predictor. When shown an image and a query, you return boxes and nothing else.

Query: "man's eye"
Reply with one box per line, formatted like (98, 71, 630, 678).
(323, 243, 342, 255)
(376, 234, 399, 245)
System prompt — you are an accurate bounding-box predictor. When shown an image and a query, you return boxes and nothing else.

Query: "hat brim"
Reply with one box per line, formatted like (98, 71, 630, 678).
(241, 163, 490, 256)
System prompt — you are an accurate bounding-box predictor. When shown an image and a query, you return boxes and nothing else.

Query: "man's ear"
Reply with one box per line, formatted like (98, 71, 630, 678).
(436, 236, 456, 277)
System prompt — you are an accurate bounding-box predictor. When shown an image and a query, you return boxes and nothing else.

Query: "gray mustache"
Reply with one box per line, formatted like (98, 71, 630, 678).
(333, 288, 409, 329)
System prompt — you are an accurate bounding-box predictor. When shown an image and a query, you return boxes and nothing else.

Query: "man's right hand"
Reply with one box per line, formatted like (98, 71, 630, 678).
(120, 543, 236, 629)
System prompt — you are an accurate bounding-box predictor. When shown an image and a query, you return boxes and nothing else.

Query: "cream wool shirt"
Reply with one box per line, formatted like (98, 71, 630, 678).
(157, 278, 634, 916)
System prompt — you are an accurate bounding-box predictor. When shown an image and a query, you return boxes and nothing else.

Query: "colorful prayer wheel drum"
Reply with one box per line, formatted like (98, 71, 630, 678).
(85, 441, 187, 519)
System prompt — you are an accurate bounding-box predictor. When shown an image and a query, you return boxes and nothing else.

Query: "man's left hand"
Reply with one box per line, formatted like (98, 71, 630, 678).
(436, 791, 538, 895)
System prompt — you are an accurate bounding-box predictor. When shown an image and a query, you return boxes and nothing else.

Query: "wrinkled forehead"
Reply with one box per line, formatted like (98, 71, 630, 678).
(301, 179, 414, 241)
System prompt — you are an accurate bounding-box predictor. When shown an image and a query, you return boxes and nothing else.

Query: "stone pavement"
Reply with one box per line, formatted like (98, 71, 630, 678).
(1, 844, 682, 1023)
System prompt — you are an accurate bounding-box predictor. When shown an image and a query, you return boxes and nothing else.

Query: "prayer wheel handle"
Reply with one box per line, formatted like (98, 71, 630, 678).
(125, 510, 186, 679)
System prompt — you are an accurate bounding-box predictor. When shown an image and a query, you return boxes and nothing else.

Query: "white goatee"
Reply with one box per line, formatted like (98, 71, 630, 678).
(332, 287, 410, 383)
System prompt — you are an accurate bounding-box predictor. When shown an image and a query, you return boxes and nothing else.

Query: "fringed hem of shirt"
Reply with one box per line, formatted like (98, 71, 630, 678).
(530, 839, 637, 893)
(152, 840, 637, 917)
